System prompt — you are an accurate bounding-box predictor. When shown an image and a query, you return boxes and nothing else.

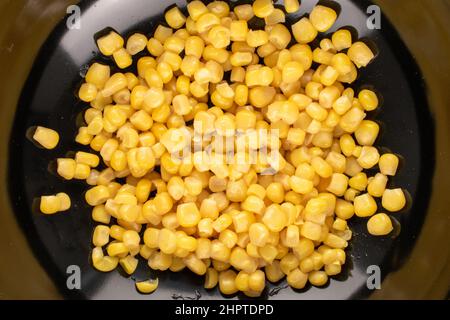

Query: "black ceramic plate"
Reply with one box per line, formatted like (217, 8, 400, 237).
(8, 0, 434, 299)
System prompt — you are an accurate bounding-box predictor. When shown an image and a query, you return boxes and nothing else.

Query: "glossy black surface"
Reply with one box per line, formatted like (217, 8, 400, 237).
(8, 0, 434, 299)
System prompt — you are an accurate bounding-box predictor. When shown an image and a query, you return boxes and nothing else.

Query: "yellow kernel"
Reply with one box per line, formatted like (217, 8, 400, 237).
(196, 13, 221, 34)
(300, 221, 322, 241)
(358, 89, 379, 111)
(74, 163, 90, 180)
(284, 0, 300, 13)
(292, 169, 316, 191)
(326, 173, 349, 196)
(55, 192, 71, 211)
(246, 30, 269, 47)
(340, 107, 366, 133)
(208, 25, 230, 49)
(165, 6, 186, 29)
(309, 270, 328, 286)
(347, 41, 375, 68)
(354, 193, 377, 217)
(310, 5, 337, 32)
(56, 158, 76, 180)
(262, 204, 287, 232)
(78, 83, 98, 102)
(219, 270, 238, 295)
(212, 213, 233, 233)
(242, 195, 265, 215)
(230, 51, 253, 67)
(324, 233, 347, 249)
(355, 120, 379, 146)
(367, 173, 388, 197)
(157, 228, 177, 254)
(187, 0, 208, 21)
(33, 126, 59, 149)
(367, 213, 394, 236)
(252, 0, 274, 18)
(177, 202, 201, 227)
(248, 270, 265, 293)
(332, 29, 352, 51)
(107, 242, 128, 257)
(311, 156, 333, 178)
(382, 188, 406, 212)
(75, 151, 100, 168)
(119, 256, 139, 274)
(287, 268, 308, 289)
(219, 230, 238, 249)
(226, 179, 248, 202)
(344, 187, 360, 202)
(164, 35, 185, 54)
(102, 73, 128, 97)
(97, 31, 124, 56)
(320, 66, 339, 86)
(40, 195, 61, 214)
(357, 146, 380, 169)
(249, 222, 270, 247)
(265, 8, 285, 25)
(205, 268, 219, 289)
(229, 20, 248, 42)
(125, 33, 147, 55)
(292, 18, 317, 44)
(92, 225, 110, 247)
(148, 251, 172, 271)
(92, 247, 119, 272)
(85, 63, 110, 89)
(249, 86, 276, 108)
(113, 48, 133, 69)
(235, 271, 250, 291)
(259, 244, 278, 264)
(282, 61, 304, 83)
(349, 172, 368, 191)
(136, 279, 158, 294)
(379, 153, 399, 176)
(207, 1, 230, 18)
(234, 4, 254, 21)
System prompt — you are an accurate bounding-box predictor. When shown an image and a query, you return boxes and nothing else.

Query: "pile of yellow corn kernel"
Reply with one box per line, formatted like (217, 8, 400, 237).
(35, 0, 408, 296)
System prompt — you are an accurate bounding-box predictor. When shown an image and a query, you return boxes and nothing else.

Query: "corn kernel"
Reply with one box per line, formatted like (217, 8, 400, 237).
(382, 188, 406, 212)
(177, 202, 201, 227)
(292, 18, 317, 44)
(347, 41, 375, 68)
(78, 83, 97, 102)
(309, 270, 328, 286)
(310, 5, 337, 32)
(379, 153, 399, 176)
(136, 279, 158, 293)
(85, 63, 110, 89)
(165, 6, 186, 29)
(355, 120, 379, 146)
(57, 158, 77, 180)
(205, 268, 219, 289)
(234, 4, 254, 21)
(97, 31, 124, 56)
(40, 195, 61, 214)
(252, 0, 274, 18)
(33, 126, 59, 149)
(92, 247, 119, 272)
(354, 193, 377, 217)
(367, 213, 393, 236)
(249, 223, 269, 247)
